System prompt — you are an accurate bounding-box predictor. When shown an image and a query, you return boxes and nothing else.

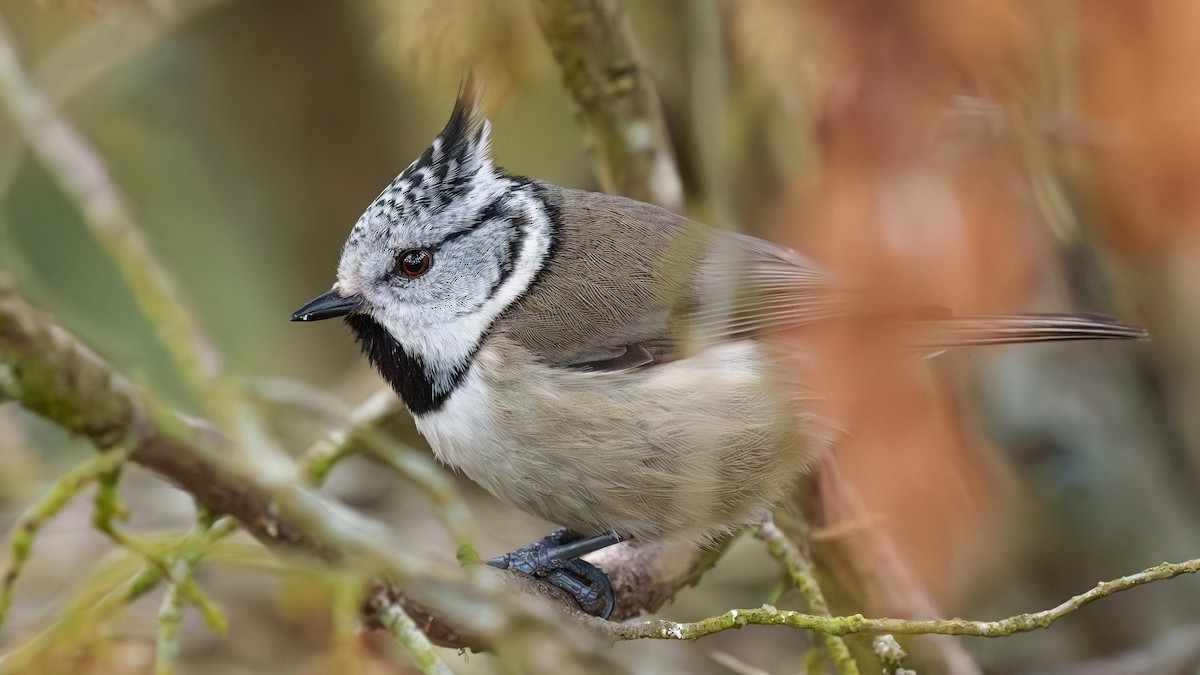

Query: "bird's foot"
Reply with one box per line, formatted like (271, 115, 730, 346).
(487, 530, 624, 619)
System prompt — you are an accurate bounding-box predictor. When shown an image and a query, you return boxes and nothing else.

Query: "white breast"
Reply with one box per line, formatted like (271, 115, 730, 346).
(414, 338, 815, 542)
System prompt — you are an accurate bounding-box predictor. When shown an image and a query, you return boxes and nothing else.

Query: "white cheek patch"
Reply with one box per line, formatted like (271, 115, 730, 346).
(478, 190, 553, 320)
(368, 182, 554, 396)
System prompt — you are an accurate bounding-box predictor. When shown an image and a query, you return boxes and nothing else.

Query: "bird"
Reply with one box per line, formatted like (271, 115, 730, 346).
(292, 85, 1146, 618)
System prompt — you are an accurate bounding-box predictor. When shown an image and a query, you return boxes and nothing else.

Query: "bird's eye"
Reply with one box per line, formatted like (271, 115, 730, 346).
(396, 249, 433, 278)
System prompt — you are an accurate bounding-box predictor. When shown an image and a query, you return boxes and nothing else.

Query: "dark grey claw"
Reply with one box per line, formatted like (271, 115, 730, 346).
(544, 559, 615, 618)
(487, 531, 624, 619)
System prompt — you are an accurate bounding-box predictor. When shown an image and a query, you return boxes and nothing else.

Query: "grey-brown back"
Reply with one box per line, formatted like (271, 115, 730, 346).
(496, 183, 715, 368)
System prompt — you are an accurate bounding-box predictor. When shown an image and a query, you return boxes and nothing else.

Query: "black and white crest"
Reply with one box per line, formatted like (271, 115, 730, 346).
(381, 84, 493, 219)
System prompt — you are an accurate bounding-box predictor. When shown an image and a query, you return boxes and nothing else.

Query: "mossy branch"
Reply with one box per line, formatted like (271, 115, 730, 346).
(530, 0, 684, 212)
(600, 557, 1200, 641)
(368, 591, 458, 675)
(756, 515, 859, 675)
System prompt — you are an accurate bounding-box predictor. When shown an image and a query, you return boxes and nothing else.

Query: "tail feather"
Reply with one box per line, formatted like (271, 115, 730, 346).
(916, 313, 1148, 349)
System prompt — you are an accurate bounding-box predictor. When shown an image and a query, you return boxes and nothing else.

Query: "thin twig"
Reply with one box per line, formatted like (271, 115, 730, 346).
(250, 376, 353, 423)
(155, 558, 188, 675)
(371, 594, 458, 675)
(330, 575, 363, 671)
(293, 387, 478, 554)
(756, 515, 859, 675)
(602, 557, 1200, 640)
(300, 388, 403, 486)
(356, 428, 478, 556)
(0, 445, 132, 628)
(91, 468, 228, 634)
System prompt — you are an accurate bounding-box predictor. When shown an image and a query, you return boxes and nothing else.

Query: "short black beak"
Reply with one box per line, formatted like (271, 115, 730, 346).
(291, 289, 362, 322)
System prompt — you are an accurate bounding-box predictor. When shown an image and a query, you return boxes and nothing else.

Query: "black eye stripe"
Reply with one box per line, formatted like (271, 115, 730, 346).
(394, 197, 521, 283)
(437, 227, 476, 247)
(472, 199, 504, 227)
(481, 218, 527, 305)
(434, 199, 506, 248)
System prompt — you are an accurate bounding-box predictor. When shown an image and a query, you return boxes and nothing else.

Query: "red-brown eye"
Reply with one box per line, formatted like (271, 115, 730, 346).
(396, 249, 432, 278)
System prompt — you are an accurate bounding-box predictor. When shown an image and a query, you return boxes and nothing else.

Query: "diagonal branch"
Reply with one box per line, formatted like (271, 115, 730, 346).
(0, 279, 686, 658)
(0, 278, 321, 554)
(756, 515, 859, 675)
(0, 12, 225, 409)
(530, 0, 684, 212)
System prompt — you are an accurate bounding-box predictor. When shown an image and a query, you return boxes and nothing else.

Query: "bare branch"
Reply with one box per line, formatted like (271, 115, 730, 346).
(530, 0, 684, 212)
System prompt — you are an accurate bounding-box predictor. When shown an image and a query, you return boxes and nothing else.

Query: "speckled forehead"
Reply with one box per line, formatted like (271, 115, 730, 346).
(345, 168, 426, 247)
(346, 139, 492, 243)
(340, 85, 496, 258)
(344, 175, 505, 259)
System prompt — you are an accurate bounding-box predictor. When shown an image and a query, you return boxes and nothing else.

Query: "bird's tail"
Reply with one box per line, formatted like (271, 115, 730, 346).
(912, 313, 1148, 349)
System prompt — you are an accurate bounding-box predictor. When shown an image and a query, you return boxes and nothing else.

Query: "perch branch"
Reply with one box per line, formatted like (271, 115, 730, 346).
(598, 557, 1200, 640)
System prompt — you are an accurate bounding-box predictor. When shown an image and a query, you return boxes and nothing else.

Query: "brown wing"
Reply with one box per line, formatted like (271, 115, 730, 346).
(689, 231, 851, 343)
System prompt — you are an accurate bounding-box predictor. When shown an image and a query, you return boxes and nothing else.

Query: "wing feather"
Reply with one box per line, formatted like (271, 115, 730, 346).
(497, 185, 1145, 371)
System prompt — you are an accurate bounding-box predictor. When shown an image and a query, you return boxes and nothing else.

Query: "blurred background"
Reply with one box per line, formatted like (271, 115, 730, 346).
(1, 1, 1199, 673)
